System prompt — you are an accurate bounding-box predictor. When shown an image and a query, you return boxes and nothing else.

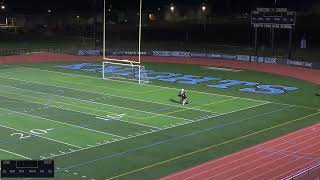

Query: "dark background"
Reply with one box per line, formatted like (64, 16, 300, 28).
(0, 0, 319, 61)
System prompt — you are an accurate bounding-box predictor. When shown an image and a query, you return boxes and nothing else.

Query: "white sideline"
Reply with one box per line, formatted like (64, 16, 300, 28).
(0, 148, 32, 160)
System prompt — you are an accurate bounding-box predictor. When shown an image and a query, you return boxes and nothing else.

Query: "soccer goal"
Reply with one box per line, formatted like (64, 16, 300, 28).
(102, 60, 149, 84)
(102, 0, 147, 84)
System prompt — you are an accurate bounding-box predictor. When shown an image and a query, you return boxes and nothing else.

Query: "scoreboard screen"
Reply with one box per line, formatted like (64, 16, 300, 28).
(251, 8, 296, 29)
(0, 160, 54, 178)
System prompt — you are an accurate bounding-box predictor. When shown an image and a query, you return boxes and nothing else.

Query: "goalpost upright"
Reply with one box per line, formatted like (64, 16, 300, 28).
(103, 0, 144, 84)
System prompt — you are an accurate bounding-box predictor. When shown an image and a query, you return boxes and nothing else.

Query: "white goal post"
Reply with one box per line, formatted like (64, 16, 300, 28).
(103, 0, 145, 84)
(102, 61, 149, 84)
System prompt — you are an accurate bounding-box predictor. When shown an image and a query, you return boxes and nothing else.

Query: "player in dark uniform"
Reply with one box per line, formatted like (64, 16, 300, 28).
(178, 89, 188, 105)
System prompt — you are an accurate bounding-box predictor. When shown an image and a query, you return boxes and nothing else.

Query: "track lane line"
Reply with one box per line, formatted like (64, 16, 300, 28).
(201, 131, 320, 180)
(223, 135, 320, 180)
(160, 124, 320, 180)
(177, 124, 320, 180)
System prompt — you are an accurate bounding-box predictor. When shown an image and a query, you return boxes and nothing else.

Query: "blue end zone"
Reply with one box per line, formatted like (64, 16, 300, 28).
(57, 63, 299, 95)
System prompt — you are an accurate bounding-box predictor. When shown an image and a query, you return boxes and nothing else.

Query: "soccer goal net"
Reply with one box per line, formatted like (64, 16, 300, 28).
(102, 60, 149, 84)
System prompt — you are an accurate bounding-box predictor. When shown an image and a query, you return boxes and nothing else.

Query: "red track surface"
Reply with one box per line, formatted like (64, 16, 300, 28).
(160, 123, 320, 180)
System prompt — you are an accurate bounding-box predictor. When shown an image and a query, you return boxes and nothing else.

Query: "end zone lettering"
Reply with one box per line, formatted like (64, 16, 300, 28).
(58, 63, 299, 95)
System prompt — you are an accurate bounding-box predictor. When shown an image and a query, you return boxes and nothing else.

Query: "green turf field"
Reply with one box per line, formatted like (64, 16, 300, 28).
(0, 62, 319, 180)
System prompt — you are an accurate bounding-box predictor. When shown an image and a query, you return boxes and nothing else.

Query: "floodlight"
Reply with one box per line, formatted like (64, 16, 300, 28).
(202, 5, 206, 12)
(170, 5, 174, 12)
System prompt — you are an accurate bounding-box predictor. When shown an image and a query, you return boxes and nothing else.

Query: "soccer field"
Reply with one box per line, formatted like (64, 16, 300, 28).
(0, 62, 319, 180)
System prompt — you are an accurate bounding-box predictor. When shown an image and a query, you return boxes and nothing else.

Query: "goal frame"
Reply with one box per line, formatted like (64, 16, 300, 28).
(102, 61, 150, 84)
(102, 0, 142, 64)
(103, 0, 143, 83)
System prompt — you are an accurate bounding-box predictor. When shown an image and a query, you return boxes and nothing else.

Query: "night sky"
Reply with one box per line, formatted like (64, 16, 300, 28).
(5, 0, 314, 13)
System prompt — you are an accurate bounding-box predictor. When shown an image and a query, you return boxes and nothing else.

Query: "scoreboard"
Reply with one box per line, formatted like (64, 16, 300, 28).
(251, 8, 296, 29)
(1, 160, 54, 178)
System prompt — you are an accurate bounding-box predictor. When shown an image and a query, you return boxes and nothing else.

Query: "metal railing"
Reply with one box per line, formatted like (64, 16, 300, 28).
(282, 163, 320, 180)
(0, 48, 31, 56)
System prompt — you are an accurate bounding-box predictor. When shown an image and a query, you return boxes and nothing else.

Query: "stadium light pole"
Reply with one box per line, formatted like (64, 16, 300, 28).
(103, 0, 106, 59)
(201, 4, 207, 32)
(138, 0, 142, 64)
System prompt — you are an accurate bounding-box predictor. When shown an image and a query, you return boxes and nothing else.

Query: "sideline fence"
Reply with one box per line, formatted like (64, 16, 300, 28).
(282, 163, 320, 180)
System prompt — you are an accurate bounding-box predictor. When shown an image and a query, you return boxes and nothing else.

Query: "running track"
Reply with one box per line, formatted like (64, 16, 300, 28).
(160, 123, 320, 180)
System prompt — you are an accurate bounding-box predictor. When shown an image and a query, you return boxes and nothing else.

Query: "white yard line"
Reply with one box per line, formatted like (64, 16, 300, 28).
(0, 148, 32, 160)
(0, 107, 125, 139)
(0, 123, 82, 149)
(54, 77, 225, 114)
(5, 65, 317, 111)
(0, 87, 162, 130)
(55, 77, 161, 94)
(95, 116, 161, 130)
(2, 75, 218, 115)
(0, 83, 190, 122)
(45, 102, 271, 159)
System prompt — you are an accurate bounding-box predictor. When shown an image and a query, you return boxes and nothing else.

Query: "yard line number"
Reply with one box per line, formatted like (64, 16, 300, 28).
(11, 128, 54, 140)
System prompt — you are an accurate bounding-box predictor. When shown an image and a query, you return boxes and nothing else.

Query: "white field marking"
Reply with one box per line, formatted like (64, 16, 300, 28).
(10, 65, 319, 111)
(4, 76, 219, 115)
(0, 84, 190, 122)
(1, 85, 163, 131)
(95, 115, 160, 130)
(45, 102, 271, 160)
(40, 156, 46, 159)
(202, 66, 243, 72)
(0, 106, 125, 139)
(0, 85, 161, 130)
(0, 123, 81, 148)
(1, 65, 279, 101)
(197, 97, 239, 108)
(0, 148, 32, 160)
(55, 77, 161, 94)
(0, 86, 159, 128)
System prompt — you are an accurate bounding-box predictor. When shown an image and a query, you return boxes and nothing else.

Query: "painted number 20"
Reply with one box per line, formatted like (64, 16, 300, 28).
(11, 128, 54, 140)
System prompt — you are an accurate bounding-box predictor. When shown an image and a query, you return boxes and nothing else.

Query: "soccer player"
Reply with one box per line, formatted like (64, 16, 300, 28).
(178, 89, 188, 105)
